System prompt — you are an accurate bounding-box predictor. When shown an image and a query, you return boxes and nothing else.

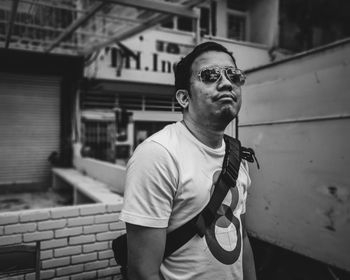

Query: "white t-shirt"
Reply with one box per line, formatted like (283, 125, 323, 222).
(120, 121, 251, 280)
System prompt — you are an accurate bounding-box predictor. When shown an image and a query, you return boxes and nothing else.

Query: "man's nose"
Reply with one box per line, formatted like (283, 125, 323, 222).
(217, 71, 233, 91)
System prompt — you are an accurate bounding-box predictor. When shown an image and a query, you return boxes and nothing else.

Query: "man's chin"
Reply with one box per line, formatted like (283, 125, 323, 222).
(219, 106, 238, 123)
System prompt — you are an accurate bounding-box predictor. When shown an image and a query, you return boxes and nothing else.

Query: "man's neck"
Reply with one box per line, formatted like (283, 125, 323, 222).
(181, 118, 225, 149)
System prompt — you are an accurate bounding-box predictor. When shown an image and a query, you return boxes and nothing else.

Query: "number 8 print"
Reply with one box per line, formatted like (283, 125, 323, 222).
(204, 186, 242, 264)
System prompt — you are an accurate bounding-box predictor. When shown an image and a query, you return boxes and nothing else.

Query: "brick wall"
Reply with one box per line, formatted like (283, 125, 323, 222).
(0, 203, 125, 280)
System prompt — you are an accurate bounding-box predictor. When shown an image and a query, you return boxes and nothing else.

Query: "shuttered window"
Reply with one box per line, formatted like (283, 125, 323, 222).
(0, 73, 61, 188)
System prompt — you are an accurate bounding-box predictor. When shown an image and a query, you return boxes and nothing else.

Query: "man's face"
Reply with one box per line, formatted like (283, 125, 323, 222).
(187, 51, 242, 127)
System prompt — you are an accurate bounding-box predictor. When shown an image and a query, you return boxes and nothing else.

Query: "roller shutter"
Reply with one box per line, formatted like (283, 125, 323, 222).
(0, 73, 61, 188)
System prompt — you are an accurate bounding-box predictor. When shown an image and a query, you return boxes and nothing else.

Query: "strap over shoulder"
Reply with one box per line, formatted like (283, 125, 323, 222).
(222, 135, 241, 185)
(224, 134, 260, 169)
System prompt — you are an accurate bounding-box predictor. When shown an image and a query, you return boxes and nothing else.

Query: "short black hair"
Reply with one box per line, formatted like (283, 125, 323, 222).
(174, 41, 236, 91)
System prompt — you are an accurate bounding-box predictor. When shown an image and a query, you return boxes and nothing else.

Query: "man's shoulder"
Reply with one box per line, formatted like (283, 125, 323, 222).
(144, 122, 183, 151)
(147, 122, 178, 140)
(129, 123, 181, 165)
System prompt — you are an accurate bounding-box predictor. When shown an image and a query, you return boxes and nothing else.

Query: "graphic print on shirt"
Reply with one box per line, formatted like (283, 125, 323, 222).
(205, 170, 242, 264)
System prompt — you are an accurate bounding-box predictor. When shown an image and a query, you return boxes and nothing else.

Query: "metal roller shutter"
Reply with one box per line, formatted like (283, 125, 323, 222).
(0, 73, 61, 189)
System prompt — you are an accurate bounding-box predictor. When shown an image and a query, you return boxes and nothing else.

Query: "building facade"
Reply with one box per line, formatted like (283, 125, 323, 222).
(81, 0, 277, 163)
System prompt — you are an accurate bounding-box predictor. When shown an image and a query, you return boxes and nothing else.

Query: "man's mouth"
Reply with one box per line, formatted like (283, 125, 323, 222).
(216, 93, 237, 102)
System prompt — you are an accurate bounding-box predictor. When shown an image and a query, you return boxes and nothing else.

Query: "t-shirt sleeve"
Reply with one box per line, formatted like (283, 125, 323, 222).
(120, 140, 178, 228)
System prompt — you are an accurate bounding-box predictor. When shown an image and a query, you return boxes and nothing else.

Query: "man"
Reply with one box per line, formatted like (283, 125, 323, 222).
(120, 41, 257, 280)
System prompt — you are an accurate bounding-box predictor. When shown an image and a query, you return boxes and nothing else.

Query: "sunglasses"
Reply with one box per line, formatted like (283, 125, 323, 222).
(197, 66, 246, 86)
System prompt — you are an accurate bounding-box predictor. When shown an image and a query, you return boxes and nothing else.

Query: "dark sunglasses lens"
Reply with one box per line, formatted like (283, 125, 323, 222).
(201, 68, 220, 83)
(226, 69, 245, 85)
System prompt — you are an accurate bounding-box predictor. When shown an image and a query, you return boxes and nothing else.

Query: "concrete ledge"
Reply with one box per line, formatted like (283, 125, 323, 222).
(52, 168, 123, 205)
(72, 143, 126, 195)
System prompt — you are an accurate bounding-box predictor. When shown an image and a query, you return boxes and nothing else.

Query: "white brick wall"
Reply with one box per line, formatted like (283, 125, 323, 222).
(0, 234, 22, 245)
(0, 203, 124, 280)
(23, 231, 54, 242)
(0, 213, 19, 224)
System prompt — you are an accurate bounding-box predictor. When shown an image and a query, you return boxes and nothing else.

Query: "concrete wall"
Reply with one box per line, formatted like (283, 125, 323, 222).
(73, 144, 126, 195)
(239, 40, 350, 271)
(0, 203, 124, 279)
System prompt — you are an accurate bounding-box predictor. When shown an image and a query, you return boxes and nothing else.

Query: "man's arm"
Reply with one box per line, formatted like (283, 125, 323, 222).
(126, 223, 167, 280)
(242, 214, 257, 280)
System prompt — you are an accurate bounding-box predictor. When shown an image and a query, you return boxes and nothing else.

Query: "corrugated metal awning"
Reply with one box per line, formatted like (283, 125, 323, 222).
(0, 0, 205, 56)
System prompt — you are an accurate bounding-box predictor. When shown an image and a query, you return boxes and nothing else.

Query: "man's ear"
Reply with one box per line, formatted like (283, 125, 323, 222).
(176, 89, 189, 109)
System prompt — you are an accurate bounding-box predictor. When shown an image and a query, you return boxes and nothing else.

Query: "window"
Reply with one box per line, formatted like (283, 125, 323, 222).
(279, 0, 350, 52)
(177, 16, 194, 32)
(82, 120, 115, 162)
(161, 18, 174, 29)
(160, 5, 213, 35)
(227, 0, 247, 11)
(161, 16, 194, 32)
(227, 0, 248, 41)
(227, 13, 246, 41)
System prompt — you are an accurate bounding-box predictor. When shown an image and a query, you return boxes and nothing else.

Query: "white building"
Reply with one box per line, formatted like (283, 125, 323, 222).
(81, 0, 278, 163)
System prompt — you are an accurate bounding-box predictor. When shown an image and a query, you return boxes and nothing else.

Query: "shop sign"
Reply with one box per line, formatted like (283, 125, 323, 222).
(85, 42, 190, 85)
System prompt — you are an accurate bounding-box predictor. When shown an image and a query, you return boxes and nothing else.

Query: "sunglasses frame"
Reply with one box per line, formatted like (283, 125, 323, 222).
(197, 66, 246, 86)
